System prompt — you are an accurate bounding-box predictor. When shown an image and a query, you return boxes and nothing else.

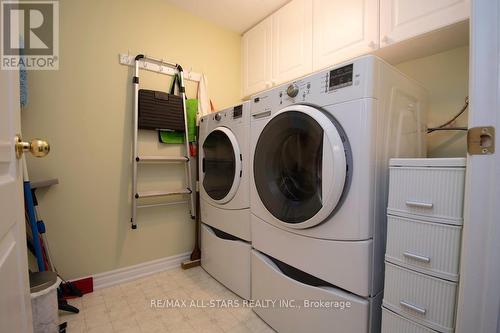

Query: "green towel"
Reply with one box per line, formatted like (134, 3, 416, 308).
(159, 98, 198, 143)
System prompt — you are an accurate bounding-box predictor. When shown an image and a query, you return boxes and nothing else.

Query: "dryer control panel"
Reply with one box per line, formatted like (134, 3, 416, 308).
(201, 101, 251, 130)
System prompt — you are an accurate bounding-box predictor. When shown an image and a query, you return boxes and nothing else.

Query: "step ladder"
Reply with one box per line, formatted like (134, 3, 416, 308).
(131, 54, 195, 229)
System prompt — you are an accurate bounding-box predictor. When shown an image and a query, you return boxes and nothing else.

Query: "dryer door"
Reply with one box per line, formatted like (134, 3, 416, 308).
(253, 105, 351, 229)
(201, 127, 242, 204)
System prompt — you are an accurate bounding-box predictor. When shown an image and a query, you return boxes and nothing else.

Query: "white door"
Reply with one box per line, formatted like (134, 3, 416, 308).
(0, 71, 33, 331)
(380, 0, 470, 47)
(200, 127, 242, 205)
(312, 0, 379, 71)
(252, 105, 348, 228)
(272, 0, 312, 85)
(455, 0, 500, 331)
(242, 16, 273, 98)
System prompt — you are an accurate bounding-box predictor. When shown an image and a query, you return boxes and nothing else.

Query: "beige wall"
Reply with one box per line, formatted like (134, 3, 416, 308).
(396, 46, 469, 157)
(21, 0, 241, 279)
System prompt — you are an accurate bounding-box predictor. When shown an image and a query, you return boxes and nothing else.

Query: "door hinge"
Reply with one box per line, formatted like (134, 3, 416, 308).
(467, 126, 495, 155)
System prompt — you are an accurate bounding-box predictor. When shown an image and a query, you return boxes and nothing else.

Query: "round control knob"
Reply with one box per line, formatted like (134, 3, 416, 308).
(286, 84, 299, 98)
(214, 113, 222, 121)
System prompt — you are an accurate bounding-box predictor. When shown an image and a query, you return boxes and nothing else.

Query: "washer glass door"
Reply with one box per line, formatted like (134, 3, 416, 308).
(253, 105, 349, 228)
(202, 127, 242, 204)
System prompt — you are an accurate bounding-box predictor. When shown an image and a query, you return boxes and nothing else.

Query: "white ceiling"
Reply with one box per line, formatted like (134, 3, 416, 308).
(165, 0, 291, 33)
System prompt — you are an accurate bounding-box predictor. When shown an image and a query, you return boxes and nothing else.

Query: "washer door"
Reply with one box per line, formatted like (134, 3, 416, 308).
(202, 127, 242, 204)
(253, 105, 349, 229)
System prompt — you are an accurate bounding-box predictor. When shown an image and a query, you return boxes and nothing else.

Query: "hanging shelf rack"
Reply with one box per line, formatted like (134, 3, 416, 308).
(119, 53, 202, 82)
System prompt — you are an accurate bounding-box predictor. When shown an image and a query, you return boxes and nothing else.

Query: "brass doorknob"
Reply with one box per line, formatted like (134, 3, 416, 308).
(15, 134, 50, 159)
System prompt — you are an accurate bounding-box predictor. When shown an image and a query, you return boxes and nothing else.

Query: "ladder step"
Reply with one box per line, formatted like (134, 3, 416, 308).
(136, 155, 188, 162)
(135, 189, 192, 199)
(137, 200, 188, 209)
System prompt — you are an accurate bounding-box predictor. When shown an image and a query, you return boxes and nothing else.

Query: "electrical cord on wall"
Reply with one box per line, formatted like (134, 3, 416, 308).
(427, 96, 469, 133)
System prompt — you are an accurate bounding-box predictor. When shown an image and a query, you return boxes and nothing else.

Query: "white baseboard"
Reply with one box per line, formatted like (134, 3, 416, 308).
(91, 252, 191, 290)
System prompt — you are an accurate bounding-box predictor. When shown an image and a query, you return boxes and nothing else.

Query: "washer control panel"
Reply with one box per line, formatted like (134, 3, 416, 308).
(328, 64, 353, 91)
(273, 81, 313, 106)
(251, 55, 374, 119)
(286, 84, 299, 98)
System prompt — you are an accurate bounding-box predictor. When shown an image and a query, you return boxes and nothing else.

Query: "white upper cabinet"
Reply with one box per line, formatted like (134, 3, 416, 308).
(380, 0, 470, 47)
(242, 16, 273, 98)
(272, 0, 313, 85)
(242, 0, 470, 97)
(242, 0, 312, 97)
(313, 0, 379, 71)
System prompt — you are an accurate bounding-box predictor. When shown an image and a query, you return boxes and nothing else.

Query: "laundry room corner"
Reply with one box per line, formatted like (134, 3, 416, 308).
(19, 0, 242, 280)
(395, 46, 469, 158)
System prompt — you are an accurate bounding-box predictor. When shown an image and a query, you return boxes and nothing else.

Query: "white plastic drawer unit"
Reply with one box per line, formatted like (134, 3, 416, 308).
(381, 307, 435, 333)
(385, 215, 462, 281)
(387, 158, 466, 224)
(200, 224, 251, 300)
(383, 262, 457, 333)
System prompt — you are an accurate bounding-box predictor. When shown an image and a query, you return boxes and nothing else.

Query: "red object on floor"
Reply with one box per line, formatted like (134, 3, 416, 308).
(69, 277, 93, 296)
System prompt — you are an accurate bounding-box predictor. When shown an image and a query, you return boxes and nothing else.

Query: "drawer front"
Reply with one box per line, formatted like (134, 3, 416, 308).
(200, 200, 251, 241)
(251, 214, 375, 297)
(386, 215, 462, 281)
(383, 262, 457, 333)
(251, 250, 375, 333)
(388, 166, 465, 224)
(201, 224, 251, 299)
(382, 307, 435, 333)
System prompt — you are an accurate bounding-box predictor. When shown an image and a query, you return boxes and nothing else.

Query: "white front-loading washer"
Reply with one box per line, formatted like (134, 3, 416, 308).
(199, 101, 251, 299)
(250, 55, 427, 332)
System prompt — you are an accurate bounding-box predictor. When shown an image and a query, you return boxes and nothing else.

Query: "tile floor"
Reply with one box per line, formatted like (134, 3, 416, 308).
(59, 266, 274, 333)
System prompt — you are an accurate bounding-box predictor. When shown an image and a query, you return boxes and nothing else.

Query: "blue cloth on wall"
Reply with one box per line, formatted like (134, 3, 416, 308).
(20, 66, 27, 108)
(19, 36, 28, 108)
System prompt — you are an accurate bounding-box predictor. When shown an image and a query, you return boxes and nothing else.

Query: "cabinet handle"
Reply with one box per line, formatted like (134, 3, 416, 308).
(403, 252, 431, 263)
(368, 41, 378, 49)
(405, 200, 433, 209)
(400, 300, 427, 315)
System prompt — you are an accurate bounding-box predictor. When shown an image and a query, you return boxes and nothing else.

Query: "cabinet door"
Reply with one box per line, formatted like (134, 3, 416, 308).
(312, 0, 379, 71)
(272, 0, 313, 85)
(242, 17, 273, 97)
(380, 0, 470, 47)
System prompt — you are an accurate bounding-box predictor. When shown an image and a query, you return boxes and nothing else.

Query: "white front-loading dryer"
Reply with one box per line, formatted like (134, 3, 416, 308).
(199, 101, 251, 241)
(249, 56, 427, 332)
(199, 102, 252, 300)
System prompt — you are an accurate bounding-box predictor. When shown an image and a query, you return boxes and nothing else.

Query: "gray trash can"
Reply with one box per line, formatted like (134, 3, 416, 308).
(30, 271, 60, 333)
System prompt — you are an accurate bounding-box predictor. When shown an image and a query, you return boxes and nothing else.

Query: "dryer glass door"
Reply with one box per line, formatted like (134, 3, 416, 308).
(253, 105, 349, 228)
(202, 127, 242, 204)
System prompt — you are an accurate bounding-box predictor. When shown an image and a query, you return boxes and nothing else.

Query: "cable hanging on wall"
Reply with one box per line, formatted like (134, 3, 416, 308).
(427, 96, 469, 133)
